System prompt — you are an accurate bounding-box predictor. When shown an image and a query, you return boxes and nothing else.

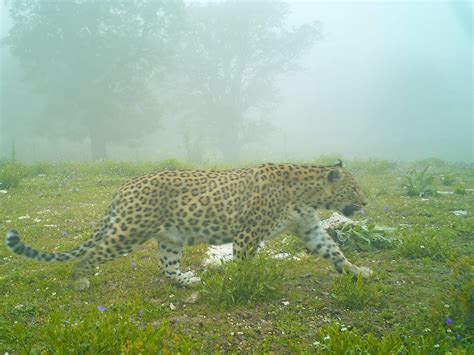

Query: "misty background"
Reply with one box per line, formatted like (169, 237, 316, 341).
(0, 0, 472, 164)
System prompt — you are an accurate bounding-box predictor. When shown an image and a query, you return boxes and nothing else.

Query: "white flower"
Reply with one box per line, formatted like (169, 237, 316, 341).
(434, 344, 440, 348)
(323, 335, 330, 341)
(424, 328, 431, 333)
(420, 245, 425, 249)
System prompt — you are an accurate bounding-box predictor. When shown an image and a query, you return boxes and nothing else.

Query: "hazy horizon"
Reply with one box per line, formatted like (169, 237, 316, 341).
(1, 0, 472, 164)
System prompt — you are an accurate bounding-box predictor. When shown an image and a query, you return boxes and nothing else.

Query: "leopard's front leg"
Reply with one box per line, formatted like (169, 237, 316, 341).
(297, 212, 373, 278)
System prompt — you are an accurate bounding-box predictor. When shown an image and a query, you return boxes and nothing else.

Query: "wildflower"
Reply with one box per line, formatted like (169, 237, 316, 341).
(384, 206, 389, 212)
(434, 344, 440, 348)
(62, 231, 69, 236)
(132, 261, 137, 270)
(360, 209, 365, 216)
(323, 335, 330, 341)
(97, 305, 107, 313)
(340, 327, 348, 332)
(139, 309, 144, 316)
(420, 245, 425, 249)
(456, 335, 462, 341)
(445, 317, 453, 326)
(424, 328, 431, 333)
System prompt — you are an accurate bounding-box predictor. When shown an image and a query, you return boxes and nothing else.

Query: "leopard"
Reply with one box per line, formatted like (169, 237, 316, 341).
(5, 160, 372, 291)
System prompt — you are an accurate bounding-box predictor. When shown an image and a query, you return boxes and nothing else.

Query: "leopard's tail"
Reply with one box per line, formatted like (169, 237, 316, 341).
(5, 229, 96, 262)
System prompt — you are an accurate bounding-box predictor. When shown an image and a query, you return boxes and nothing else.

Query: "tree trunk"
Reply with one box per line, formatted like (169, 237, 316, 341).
(88, 119, 108, 160)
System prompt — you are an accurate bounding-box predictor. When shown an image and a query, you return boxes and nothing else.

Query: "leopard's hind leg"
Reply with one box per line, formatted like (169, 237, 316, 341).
(158, 241, 200, 286)
(72, 230, 149, 290)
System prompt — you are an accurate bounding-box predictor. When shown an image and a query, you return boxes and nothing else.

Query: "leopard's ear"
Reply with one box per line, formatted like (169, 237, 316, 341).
(327, 168, 342, 183)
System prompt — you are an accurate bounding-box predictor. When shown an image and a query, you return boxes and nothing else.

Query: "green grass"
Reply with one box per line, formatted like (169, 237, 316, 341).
(1, 158, 473, 352)
(331, 273, 383, 310)
(202, 255, 284, 308)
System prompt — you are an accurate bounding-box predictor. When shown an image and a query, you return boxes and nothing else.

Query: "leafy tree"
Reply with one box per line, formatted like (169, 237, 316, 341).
(4, 0, 183, 159)
(178, 0, 320, 161)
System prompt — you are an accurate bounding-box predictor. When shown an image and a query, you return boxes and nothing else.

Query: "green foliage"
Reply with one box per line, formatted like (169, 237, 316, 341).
(313, 323, 460, 354)
(0, 163, 27, 189)
(454, 185, 466, 195)
(397, 234, 451, 261)
(202, 255, 283, 309)
(331, 220, 399, 252)
(9, 310, 200, 353)
(403, 166, 435, 197)
(331, 273, 382, 310)
(448, 257, 474, 334)
(441, 174, 455, 186)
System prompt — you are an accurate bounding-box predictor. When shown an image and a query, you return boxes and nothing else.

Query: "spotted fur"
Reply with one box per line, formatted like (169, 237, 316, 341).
(5, 160, 372, 291)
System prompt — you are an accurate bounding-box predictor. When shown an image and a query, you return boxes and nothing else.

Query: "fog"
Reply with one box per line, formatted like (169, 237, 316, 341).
(0, 0, 472, 164)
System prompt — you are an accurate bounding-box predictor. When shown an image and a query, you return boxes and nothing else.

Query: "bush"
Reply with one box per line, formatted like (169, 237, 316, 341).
(202, 255, 283, 308)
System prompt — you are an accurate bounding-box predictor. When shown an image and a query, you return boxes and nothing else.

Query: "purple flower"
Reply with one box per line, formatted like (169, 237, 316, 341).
(62, 231, 69, 236)
(360, 209, 366, 216)
(132, 261, 137, 270)
(97, 305, 107, 313)
(139, 309, 144, 316)
(445, 317, 453, 326)
(456, 335, 462, 341)
(384, 206, 389, 213)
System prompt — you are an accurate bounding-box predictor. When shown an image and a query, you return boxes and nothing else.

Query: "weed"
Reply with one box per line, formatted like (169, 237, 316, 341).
(202, 255, 283, 308)
(329, 219, 399, 252)
(331, 273, 382, 310)
(403, 166, 435, 197)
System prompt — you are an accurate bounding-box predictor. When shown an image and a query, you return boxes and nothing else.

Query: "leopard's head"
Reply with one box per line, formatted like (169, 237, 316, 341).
(324, 160, 367, 217)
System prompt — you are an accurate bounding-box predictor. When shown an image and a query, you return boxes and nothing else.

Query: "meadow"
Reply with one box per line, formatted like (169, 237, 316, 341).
(0, 158, 473, 353)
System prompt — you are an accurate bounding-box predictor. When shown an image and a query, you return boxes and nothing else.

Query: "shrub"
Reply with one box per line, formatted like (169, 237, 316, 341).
(202, 255, 283, 308)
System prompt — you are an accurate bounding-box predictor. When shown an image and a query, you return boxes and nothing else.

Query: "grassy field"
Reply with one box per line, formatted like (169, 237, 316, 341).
(0, 159, 473, 353)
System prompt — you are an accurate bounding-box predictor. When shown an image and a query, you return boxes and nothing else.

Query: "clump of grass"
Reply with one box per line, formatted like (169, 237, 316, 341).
(331, 273, 382, 310)
(403, 166, 435, 197)
(10, 310, 201, 353)
(0, 163, 27, 189)
(202, 255, 283, 308)
(397, 234, 451, 261)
